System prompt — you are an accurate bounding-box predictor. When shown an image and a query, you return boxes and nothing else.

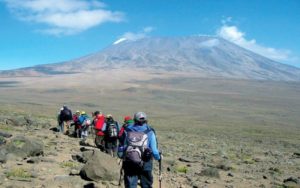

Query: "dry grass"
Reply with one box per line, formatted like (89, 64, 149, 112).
(0, 71, 300, 187)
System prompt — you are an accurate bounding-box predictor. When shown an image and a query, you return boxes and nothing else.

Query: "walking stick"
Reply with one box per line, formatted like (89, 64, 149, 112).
(159, 151, 162, 188)
(118, 160, 123, 186)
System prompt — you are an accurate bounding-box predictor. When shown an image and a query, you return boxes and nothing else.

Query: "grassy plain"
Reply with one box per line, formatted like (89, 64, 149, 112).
(0, 71, 300, 187)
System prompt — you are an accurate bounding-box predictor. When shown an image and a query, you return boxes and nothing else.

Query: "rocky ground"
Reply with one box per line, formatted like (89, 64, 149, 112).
(0, 113, 299, 188)
(0, 113, 169, 188)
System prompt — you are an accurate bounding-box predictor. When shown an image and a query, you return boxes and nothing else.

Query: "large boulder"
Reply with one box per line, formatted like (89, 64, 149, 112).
(0, 114, 52, 129)
(3, 116, 28, 127)
(80, 150, 119, 182)
(0, 149, 6, 163)
(4, 135, 44, 158)
(0, 131, 12, 138)
(0, 136, 6, 146)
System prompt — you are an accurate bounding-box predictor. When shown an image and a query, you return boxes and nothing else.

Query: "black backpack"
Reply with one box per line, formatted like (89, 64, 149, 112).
(60, 108, 72, 121)
(106, 121, 118, 139)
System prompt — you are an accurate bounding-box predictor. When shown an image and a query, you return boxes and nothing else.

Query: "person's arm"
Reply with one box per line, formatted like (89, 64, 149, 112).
(149, 131, 160, 160)
(118, 126, 125, 138)
(101, 123, 107, 132)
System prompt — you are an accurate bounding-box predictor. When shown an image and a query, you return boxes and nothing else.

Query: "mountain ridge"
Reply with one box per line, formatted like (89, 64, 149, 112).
(1, 36, 300, 81)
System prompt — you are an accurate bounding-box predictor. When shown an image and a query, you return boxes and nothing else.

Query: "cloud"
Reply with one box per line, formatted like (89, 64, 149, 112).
(113, 27, 154, 44)
(2, 0, 124, 35)
(217, 25, 296, 64)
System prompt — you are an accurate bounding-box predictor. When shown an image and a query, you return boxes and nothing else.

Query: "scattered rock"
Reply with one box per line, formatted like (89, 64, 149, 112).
(283, 177, 300, 186)
(269, 167, 282, 174)
(178, 157, 199, 163)
(70, 169, 80, 176)
(0, 136, 6, 146)
(80, 150, 119, 182)
(215, 161, 233, 171)
(199, 167, 220, 178)
(205, 180, 212, 184)
(292, 152, 300, 158)
(0, 149, 7, 163)
(46, 151, 58, 156)
(27, 157, 41, 164)
(40, 158, 55, 163)
(83, 183, 96, 188)
(72, 154, 86, 163)
(0, 131, 12, 138)
(3, 136, 44, 159)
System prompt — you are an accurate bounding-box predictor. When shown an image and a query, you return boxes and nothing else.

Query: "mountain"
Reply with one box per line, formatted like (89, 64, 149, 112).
(1, 36, 300, 81)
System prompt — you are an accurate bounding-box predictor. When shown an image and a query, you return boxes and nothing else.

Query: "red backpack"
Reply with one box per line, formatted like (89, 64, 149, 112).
(95, 115, 105, 136)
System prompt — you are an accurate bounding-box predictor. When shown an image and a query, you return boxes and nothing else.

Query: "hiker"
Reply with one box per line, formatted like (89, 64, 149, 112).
(93, 111, 106, 151)
(57, 105, 72, 134)
(102, 114, 120, 157)
(118, 116, 134, 145)
(71, 110, 81, 137)
(79, 111, 91, 143)
(118, 112, 161, 188)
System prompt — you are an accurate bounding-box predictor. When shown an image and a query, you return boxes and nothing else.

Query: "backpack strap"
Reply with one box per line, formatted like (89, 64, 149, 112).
(144, 125, 155, 134)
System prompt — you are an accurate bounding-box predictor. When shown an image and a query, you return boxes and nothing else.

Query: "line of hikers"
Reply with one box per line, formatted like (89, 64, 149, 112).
(57, 105, 162, 188)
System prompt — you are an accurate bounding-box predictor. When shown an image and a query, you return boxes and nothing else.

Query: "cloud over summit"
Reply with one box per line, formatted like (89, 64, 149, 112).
(217, 24, 295, 64)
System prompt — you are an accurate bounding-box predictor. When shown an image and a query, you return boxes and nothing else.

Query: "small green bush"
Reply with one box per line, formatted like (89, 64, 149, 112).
(6, 168, 32, 179)
(176, 165, 188, 173)
(13, 140, 25, 148)
(60, 161, 78, 168)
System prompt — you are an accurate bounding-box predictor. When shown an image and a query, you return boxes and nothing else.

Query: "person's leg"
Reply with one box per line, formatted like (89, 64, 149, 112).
(63, 121, 68, 134)
(60, 122, 64, 133)
(124, 174, 138, 188)
(140, 170, 153, 188)
(95, 136, 105, 151)
(112, 139, 118, 157)
(105, 141, 112, 155)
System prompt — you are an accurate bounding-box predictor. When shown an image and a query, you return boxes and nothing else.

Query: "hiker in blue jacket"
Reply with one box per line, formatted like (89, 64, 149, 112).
(78, 111, 91, 143)
(119, 112, 161, 188)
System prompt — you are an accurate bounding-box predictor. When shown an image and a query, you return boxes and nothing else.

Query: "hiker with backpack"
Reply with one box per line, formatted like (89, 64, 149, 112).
(118, 112, 161, 188)
(57, 105, 73, 134)
(118, 116, 134, 145)
(71, 110, 81, 137)
(79, 111, 91, 143)
(93, 111, 106, 151)
(102, 114, 120, 157)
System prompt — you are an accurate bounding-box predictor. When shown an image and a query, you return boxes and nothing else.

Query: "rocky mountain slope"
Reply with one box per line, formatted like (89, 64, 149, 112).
(1, 36, 300, 81)
(0, 112, 299, 188)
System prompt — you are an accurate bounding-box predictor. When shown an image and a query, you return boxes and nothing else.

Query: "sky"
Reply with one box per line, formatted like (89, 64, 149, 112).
(0, 0, 299, 70)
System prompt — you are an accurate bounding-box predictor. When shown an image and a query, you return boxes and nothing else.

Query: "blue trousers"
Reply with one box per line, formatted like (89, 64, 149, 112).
(123, 160, 153, 188)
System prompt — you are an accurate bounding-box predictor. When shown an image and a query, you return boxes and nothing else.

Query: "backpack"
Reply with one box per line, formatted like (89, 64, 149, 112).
(106, 122, 118, 139)
(124, 128, 152, 167)
(60, 108, 72, 121)
(82, 119, 91, 127)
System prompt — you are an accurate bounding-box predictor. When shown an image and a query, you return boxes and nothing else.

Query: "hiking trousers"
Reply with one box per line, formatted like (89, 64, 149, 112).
(123, 160, 154, 188)
(124, 170, 153, 188)
(104, 139, 118, 157)
(95, 135, 105, 151)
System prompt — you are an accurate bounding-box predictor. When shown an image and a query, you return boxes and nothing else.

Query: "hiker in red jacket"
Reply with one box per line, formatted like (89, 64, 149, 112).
(72, 110, 81, 138)
(93, 111, 106, 151)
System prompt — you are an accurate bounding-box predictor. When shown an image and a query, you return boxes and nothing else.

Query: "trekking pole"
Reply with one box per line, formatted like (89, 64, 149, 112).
(118, 160, 123, 186)
(92, 127, 96, 147)
(159, 151, 162, 188)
